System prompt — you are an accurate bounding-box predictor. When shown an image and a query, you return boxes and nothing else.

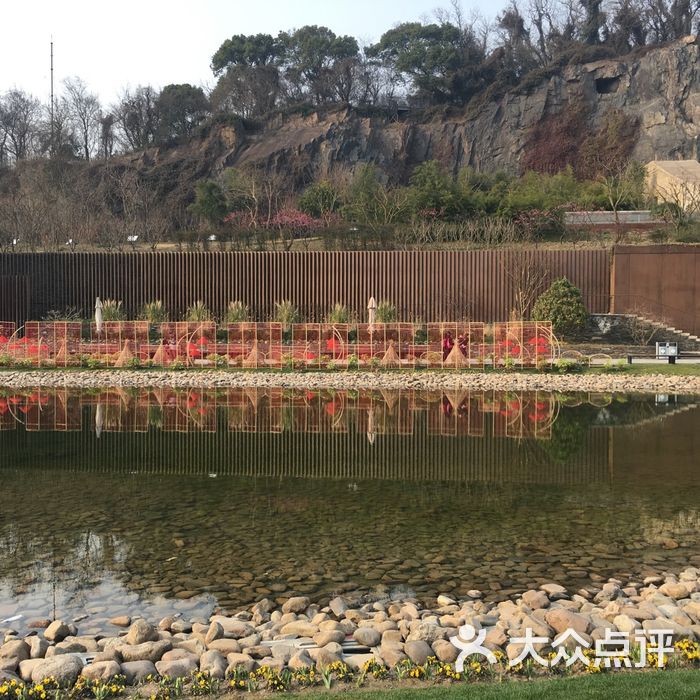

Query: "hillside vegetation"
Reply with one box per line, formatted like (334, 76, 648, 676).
(1, 1, 699, 251)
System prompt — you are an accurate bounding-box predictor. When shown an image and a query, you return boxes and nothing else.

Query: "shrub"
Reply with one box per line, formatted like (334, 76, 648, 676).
(532, 278, 588, 337)
(375, 300, 397, 323)
(102, 299, 126, 321)
(414, 327, 428, 344)
(325, 303, 350, 324)
(186, 301, 213, 322)
(42, 306, 84, 321)
(207, 353, 228, 367)
(602, 359, 628, 373)
(224, 301, 250, 324)
(138, 300, 169, 324)
(298, 181, 342, 221)
(553, 358, 583, 373)
(274, 300, 299, 327)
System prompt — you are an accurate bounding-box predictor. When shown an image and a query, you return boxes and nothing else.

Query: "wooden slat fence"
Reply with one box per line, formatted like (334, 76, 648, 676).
(612, 245, 700, 337)
(0, 250, 611, 327)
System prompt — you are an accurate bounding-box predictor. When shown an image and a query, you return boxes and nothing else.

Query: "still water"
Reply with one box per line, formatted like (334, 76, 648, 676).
(0, 386, 698, 635)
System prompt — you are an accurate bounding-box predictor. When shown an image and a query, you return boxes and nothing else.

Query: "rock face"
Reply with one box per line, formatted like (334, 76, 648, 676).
(63, 37, 697, 218)
(219, 37, 700, 181)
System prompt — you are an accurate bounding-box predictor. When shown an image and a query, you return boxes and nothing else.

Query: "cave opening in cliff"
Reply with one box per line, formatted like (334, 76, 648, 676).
(595, 76, 620, 94)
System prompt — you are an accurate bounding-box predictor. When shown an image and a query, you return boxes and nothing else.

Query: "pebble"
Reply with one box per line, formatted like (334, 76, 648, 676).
(0, 566, 697, 690)
(2, 369, 699, 394)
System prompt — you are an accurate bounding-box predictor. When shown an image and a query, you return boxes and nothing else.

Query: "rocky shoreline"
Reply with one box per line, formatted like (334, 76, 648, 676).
(1, 569, 699, 691)
(0, 369, 699, 394)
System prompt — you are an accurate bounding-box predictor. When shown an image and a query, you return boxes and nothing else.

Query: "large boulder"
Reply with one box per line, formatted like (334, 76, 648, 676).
(31, 654, 84, 685)
(0, 641, 29, 663)
(280, 621, 318, 637)
(353, 628, 381, 647)
(225, 653, 256, 674)
(81, 661, 122, 681)
(120, 660, 157, 685)
(282, 597, 310, 614)
(405, 640, 433, 665)
(155, 656, 198, 679)
(206, 639, 241, 655)
(119, 641, 172, 663)
(125, 620, 159, 646)
(199, 650, 227, 680)
(44, 621, 71, 643)
(544, 609, 591, 636)
(209, 617, 255, 640)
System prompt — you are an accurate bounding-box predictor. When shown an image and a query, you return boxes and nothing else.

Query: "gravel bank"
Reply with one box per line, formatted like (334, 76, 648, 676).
(0, 369, 699, 394)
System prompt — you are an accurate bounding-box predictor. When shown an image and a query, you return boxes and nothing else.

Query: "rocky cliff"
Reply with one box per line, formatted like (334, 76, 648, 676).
(128, 37, 700, 190)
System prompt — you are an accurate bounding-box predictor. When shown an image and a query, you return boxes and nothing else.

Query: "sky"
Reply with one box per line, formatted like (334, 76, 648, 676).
(0, 0, 508, 107)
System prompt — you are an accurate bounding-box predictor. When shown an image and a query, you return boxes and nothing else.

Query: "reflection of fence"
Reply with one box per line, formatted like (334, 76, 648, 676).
(0, 321, 558, 369)
(0, 390, 612, 484)
(0, 387, 561, 439)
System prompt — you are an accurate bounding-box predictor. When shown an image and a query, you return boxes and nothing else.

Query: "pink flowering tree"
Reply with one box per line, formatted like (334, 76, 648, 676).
(269, 208, 322, 250)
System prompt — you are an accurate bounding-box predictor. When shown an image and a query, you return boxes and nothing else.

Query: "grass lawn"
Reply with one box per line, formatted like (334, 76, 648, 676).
(609, 363, 700, 376)
(295, 670, 700, 699)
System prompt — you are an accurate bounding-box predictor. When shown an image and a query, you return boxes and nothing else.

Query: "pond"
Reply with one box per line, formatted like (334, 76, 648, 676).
(0, 386, 698, 637)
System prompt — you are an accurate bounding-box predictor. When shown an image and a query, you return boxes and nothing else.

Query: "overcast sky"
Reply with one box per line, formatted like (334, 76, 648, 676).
(0, 0, 507, 106)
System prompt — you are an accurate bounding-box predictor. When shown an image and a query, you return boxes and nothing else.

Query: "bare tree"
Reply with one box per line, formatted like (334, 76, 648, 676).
(502, 254, 551, 320)
(112, 86, 159, 152)
(0, 89, 41, 162)
(99, 113, 115, 160)
(62, 77, 101, 160)
(654, 178, 700, 231)
(40, 99, 78, 158)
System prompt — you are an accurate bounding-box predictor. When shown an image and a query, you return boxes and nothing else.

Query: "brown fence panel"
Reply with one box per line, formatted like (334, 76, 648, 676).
(612, 245, 700, 336)
(0, 250, 610, 326)
(0, 275, 30, 326)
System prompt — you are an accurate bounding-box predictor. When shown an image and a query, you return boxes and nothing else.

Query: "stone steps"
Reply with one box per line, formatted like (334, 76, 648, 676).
(628, 315, 700, 348)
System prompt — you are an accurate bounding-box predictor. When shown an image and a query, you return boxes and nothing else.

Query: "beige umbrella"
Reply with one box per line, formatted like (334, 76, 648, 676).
(366, 407, 376, 445)
(368, 296, 377, 330)
(95, 403, 104, 439)
(94, 297, 103, 335)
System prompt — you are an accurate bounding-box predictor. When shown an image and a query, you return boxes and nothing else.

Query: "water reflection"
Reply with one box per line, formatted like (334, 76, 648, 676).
(0, 387, 698, 635)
